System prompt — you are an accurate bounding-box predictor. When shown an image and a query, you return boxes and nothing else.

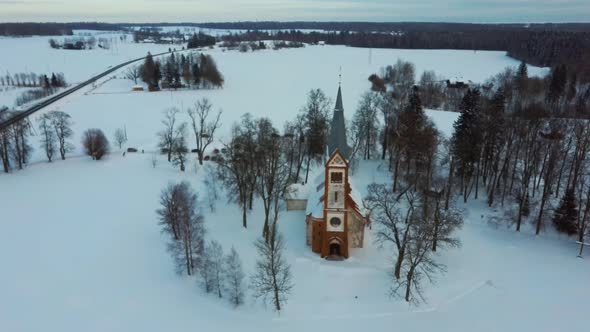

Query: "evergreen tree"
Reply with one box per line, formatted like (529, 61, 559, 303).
(547, 64, 568, 105)
(515, 61, 528, 95)
(50, 73, 58, 87)
(140, 52, 156, 88)
(451, 88, 482, 202)
(553, 189, 579, 235)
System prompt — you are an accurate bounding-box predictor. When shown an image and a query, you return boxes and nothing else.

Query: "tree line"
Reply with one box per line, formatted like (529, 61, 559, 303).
(352, 58, 590, 270)
(138, 52, 223, 91)
(219, 29, 590, 82)
(0, 108, 74, 172)
(1, 72, 66, 89)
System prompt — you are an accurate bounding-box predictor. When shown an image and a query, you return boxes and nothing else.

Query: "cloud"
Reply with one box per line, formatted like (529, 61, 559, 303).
(0, 0, 588, 23)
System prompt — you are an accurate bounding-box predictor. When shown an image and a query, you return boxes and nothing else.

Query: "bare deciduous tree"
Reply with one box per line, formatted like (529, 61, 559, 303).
(37, 113, 56, 162)
(171, 123, 189, 172)
(250, 226, 293, 313)
(0, 108, 11, 172)
(124, 66, 140, 85)
(216, 115, 257, 228)
(187, 98, 222, 165)
(392, 215, 446, 305)
(224, 246, 245, 307)
(158, 108, 180, 162)
(203, 240, 224, 298)
(364, 183, 417, 280)
(113, 127, 127, 150)
(48, 110, 73, 160)
(157, 182, 205, 276)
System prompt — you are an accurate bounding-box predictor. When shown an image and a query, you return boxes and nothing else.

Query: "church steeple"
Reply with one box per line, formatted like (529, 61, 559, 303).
(335, 85, 344, 111)
(328, 73, 351, 159)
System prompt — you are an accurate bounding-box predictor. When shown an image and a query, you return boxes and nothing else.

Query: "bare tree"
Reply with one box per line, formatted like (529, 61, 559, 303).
(158, 108, 180, 162)
(10, 117, 33, 170)
(0, 108, 11, 172)
(37, 113, 56, 162)
(205, 240, 224, 298)
(392, 214, 446, 305)
(364, 183, 418, 280)
(48, 110, 73, 160)
(203, 164, 220, 212)
(255, 118, 291, 241)
(535, 142, 560, 235)
(216, 115, 257, 228)
(578, 181, 590, 257)
(113, 127, 127, 150)
(250, 226, 293, 313)
(82, 128, 109, 160)
(187, 98, 222, 165)
(200, 248, 215, 293)
(224, 246, 245, 307)
(171, 123, 189, 172)
(157, 182, 205, 276)
(124, 66, 140, 85)
(352, 92, 380, 160)
(151, 152, 158, 168)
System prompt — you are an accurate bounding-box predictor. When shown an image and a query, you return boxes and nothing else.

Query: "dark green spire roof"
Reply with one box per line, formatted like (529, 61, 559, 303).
(335, 85, 344, 111)
(328, 84, 351, 159)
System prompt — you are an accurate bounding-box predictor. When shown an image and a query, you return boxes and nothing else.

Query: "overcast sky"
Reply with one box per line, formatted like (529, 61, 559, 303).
(0, 0, 588, 23)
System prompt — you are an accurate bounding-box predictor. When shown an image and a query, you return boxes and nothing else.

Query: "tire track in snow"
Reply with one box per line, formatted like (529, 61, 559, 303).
(270, 280, 495, 323)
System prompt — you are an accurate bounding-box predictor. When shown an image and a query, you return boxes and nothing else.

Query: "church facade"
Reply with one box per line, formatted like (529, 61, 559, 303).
(288, 84, 368, 259)
(305, 150, 367, 258)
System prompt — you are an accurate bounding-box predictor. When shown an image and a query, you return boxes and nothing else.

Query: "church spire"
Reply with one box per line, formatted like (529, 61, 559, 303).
(335, 67, 344, 111)
(328, 71, 351, 159)
(335, 85, 344, 111)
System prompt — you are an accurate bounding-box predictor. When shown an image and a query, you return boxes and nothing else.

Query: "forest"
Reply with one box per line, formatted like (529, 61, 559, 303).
(220, 28, 590, 81)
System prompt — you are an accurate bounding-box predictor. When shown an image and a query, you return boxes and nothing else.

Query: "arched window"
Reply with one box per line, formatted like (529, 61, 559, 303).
(330, 172, 343, 183)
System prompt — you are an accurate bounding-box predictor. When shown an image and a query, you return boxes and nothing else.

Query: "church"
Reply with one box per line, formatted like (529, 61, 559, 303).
(287, 84, 369, 259)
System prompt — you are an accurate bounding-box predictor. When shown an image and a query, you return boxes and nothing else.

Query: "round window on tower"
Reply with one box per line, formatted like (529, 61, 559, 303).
(330, 217, 342, 227)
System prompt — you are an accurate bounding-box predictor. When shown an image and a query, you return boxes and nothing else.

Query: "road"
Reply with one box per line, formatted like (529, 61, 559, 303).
(0, 50, 174, 130)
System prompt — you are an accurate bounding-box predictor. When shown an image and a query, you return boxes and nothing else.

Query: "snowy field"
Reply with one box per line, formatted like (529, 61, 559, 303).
(2, 31, 549, 161)
(2, 33, 587, 332)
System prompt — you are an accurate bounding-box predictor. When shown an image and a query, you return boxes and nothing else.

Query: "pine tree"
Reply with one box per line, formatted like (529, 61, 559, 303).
(547, 64, 568, 106)
(515, 61, 528, 94)
(140, 52, 156, 89)
(451, 88, 482, 202)
(553, 189, 579, 235)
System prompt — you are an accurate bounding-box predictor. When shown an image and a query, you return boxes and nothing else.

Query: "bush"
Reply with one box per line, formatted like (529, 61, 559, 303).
(82, 128, 110, 160)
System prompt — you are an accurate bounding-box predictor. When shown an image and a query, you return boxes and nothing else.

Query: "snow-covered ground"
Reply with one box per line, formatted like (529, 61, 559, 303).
(2, 31, 549, 162)
(2, 34, 586, 332)
(1, 152, 588, 332)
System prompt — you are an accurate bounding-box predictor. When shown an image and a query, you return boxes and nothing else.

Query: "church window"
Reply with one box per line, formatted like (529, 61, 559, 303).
(330, 217, 342, 227)
(331, 172, 343, 183)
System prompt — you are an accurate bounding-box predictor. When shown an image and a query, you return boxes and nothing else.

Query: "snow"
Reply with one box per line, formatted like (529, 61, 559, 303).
(1, 154, 589, 332)
(1, 35, 586, 332)
(2, 38, 547, 162)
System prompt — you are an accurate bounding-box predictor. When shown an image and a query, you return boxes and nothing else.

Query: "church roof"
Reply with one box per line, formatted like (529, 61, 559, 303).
(335, 85, 344, 111)
(328, 85, 352, 159)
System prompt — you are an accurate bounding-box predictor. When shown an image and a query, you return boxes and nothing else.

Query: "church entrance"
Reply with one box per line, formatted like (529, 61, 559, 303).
(329, 243, 341, 256)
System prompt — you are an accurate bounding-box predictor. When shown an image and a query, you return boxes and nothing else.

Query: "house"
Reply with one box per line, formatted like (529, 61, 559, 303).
(287, 83, 368, 259)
